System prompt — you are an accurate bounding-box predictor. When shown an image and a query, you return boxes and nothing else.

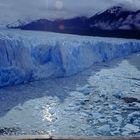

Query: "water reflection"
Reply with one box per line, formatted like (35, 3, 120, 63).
(42, 105, 54, 122)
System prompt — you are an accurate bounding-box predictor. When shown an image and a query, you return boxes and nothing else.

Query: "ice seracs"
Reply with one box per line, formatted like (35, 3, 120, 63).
(0, 30, 140, 87)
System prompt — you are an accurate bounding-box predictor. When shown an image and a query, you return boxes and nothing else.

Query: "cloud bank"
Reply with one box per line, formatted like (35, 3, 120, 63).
(0, 0, 140, 25)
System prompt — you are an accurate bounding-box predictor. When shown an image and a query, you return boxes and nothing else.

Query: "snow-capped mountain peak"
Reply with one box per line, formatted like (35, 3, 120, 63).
(89, 6, 140, 30)
(7, 18, 32, 28)
(6, 6, 140, 39)
(107, 6, 122, 14)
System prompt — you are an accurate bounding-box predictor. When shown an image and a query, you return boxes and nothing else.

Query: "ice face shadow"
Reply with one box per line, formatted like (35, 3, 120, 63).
(0, 53, 137, 118)
(0, 67, 93, 117)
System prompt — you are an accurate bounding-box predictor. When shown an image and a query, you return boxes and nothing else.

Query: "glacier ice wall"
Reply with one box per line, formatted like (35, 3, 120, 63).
(0, 30, 140, 87)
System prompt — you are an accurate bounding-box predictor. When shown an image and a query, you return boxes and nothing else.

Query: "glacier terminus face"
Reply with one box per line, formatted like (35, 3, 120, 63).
(0, 29, 140, 87)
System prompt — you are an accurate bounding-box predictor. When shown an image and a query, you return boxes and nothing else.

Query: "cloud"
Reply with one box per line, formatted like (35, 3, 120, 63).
(114, 0, 140, 10)
(0, 0, 140, 25)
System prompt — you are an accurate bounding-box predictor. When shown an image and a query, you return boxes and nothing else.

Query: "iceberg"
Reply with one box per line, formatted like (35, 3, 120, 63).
(0, 29, 140, 87)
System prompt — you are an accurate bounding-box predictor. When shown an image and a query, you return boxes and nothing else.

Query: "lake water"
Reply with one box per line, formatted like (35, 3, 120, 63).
(0, 53, 140, 136)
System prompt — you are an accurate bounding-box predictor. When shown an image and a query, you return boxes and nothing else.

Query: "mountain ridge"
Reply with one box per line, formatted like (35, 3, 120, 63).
(7, 6, 140, 39)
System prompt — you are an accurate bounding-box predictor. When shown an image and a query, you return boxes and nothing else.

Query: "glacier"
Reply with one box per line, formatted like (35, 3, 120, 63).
(0, 29, 140, 87)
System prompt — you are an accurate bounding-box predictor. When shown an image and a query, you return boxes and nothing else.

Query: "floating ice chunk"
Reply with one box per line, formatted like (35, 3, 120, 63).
(91, 112, 102, 119)
(123, 124, 139, 133)
(98, 125, 111, 133)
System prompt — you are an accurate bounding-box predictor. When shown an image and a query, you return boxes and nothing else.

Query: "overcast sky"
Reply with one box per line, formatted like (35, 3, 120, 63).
(0, 0, 140, 25)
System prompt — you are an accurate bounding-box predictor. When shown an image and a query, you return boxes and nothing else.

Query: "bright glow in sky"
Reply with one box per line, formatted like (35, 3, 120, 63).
(0, 0, 140, 25)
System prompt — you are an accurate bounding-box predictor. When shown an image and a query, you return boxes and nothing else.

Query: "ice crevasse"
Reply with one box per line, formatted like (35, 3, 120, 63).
(0, 30, 140, 87)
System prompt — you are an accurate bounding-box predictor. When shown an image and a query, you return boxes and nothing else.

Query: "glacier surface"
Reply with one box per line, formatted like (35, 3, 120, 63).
(0, 29, 140, 87)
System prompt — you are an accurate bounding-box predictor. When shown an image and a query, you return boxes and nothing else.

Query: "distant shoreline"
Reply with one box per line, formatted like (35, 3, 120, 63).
(8, 27, 140, 40)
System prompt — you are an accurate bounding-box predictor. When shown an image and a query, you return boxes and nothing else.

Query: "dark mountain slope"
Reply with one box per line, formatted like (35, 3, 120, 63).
(8, 6, 140, 39)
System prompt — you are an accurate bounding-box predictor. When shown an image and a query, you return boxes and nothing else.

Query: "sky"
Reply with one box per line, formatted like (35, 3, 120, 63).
(0, 0, 140, 25)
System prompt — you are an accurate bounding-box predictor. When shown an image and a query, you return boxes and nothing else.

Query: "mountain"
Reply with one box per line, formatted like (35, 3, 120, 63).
(7, 6, 140, 39)
(89, 6, 140, 30)
(8, 17, 89, 34)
